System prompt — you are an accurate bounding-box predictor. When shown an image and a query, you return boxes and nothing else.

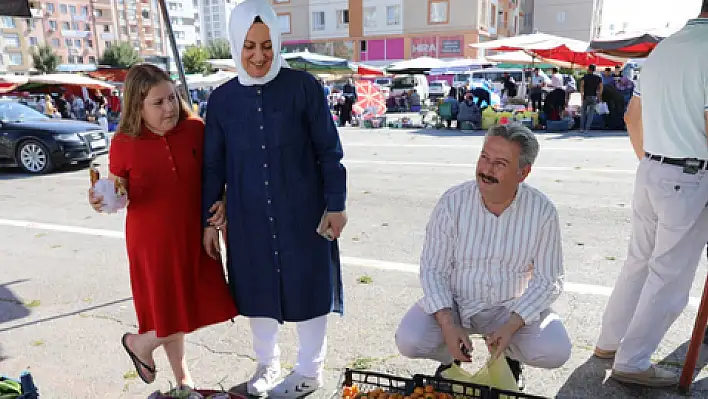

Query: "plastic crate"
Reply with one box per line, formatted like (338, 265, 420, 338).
(413, 374, 489, 399)
(340, 369, 415, 396)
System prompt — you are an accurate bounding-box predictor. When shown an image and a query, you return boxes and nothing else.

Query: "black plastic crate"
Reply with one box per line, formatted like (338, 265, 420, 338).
(340, 369, 416, 396)
(413, 374, 490, 399)
(489, 388, 548, 399)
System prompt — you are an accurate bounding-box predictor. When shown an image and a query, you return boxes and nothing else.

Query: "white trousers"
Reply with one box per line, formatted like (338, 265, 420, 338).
(249, 316, 328, 379)
(395, 304, 572, 369)
(597, 159, 708, 373)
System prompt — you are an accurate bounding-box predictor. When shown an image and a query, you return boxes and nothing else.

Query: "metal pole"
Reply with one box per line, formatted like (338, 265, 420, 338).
(156, 0, 189, 101)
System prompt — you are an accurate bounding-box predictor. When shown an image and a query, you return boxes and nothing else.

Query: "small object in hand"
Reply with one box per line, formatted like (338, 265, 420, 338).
(89, 163, 100, 187)
(460, 343, 471, 358)
(94, 178, 128, 214)
(316, 210, 335, 241)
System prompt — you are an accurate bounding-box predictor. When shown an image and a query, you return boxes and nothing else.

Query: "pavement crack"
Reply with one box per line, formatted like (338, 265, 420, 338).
(78, 312, 137, 328)
(185, 339, 256, 362)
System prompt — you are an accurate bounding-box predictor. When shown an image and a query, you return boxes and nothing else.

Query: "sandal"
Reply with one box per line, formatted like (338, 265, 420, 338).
(121, 333, 157, 384)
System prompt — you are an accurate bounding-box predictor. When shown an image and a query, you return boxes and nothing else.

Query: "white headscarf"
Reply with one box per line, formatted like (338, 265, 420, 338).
(228, 0, 284, 86)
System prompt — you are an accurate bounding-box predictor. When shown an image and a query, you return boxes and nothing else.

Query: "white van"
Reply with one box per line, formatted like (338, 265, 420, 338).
(390, 74, 429, 100)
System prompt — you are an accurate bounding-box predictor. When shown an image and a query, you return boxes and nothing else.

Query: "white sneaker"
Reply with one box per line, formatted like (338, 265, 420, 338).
(247, 363, 282, 397)
(269, 371, 323, 398)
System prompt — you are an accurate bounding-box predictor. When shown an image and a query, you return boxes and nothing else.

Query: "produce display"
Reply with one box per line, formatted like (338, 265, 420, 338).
(343, 385, 458, 399)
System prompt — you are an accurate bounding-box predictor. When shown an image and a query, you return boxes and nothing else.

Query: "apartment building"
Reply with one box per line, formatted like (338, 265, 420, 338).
(272, 0, 522, 65)
(0, 0, 174, 74)
(198, 0, 237, 43)
(111, 0, 169, 59)
(531, 0, 603, 41)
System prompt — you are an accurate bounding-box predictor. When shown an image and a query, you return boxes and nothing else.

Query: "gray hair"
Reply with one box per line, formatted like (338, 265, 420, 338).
(485, 123, 540, 168)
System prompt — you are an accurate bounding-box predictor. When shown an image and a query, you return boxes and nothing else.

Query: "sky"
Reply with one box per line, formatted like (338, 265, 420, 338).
(601, 0, 703, 34)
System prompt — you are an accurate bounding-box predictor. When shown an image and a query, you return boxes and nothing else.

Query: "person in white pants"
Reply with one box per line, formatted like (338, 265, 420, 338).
(594, 5, 708, 388)
(395, 124, 572, 390)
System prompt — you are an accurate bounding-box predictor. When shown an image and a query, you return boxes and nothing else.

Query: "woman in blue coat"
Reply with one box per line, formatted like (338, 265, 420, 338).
(201, 0, 348, 397)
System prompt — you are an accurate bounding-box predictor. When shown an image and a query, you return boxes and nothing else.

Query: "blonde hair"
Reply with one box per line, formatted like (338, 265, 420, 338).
(117, 63, 192, 137)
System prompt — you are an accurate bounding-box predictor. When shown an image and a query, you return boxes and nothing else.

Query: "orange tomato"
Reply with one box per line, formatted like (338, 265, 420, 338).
(424, 386, 434, 394)
(413, 387, 424, 395)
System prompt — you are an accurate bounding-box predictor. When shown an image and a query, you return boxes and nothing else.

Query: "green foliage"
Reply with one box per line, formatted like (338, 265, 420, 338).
(206, 39, 231, 59)
(99, 42, 142, 68)
(31, 45, 59, 74)
(182, 45, 210, 74)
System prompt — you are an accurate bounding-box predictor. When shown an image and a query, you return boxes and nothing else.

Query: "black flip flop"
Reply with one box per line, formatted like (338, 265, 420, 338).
(121, 333, 157, 384)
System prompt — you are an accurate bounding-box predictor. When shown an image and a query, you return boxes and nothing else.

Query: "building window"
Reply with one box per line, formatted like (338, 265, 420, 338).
(142, 10, 150, 19)
(490, 4, 496, 28)
(29, 37, 38, 46)
(81, 6, 88, 15)
(4, 34, 20, 48)
(89, 56, 96, 63)
(62, 22, 70, 30)
(428, 0, 449, 24)
(312, 11, 325, 31)
(49, 20, 57, 30)
(86, 39, 93, 48)
(273, 0, 289, 3)
(386, 5, 400, 26)
(77, 56, 84, 63)
(277, 13, 291, 34)
(59, 4, 67, 14)
(94, 9, 103, 17)
(9, 53, 23, 66)
(336, 9, 349, 29)
(556, 11, 566, 24)
(46, 3, 55, 14)
(363, 7, 376, 28)
(65, 38, 72, 47)
(69, 5, 76, 15)
(52, 38, 60, 47)
(1, 17, 16, 28)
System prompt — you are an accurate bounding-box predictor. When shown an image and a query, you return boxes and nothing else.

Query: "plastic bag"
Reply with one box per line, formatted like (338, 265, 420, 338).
(94, 178, 128, 214)
(595, 102, 609, 115)
(441, 357, 519, 392)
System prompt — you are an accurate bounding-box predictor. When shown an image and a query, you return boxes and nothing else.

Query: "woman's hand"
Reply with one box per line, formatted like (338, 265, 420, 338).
(203, 226, 221, 261)
(88, 188, 103, 213)
(207, 200, 227, 228)
(323, 211, 347, 239)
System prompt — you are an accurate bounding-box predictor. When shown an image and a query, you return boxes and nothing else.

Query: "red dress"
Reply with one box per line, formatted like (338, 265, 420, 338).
(109, 117, 238, 338)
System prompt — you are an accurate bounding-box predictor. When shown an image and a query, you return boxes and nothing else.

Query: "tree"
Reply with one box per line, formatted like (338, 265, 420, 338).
(206, 39, 231, 59)
(99, 42, 142, 68)
(31, 45, 59, 74)
(182, 45, 209, 74)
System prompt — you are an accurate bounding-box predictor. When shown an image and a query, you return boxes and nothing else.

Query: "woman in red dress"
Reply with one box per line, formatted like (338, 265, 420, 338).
(88, 64, 237, 388)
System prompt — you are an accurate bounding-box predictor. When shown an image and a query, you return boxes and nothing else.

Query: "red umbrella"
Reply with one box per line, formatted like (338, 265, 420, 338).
(353, 81, 386, 117)
(590, 32, 665, 58)
(354, 64, 385, 76)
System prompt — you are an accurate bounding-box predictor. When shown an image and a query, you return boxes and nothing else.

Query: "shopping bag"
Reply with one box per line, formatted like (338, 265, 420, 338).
(441, 357, 519, 392)
(595, 102, 609, 115)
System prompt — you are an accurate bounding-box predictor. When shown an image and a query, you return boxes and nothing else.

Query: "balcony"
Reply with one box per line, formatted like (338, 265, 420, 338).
(61, 29, 91, 38)
(100, 32, 115, 40)
(71, 14, 88, 22)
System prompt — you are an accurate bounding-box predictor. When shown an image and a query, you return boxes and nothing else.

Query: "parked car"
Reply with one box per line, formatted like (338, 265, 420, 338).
(428, 80, 451, 99)
(0, 100, 109, 174)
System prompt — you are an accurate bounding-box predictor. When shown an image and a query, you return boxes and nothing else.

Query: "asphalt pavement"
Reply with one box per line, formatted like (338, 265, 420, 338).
(2, 127, 708, 398)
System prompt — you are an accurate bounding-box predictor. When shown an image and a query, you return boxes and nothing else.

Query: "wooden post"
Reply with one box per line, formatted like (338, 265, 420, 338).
(678, 273, 708, 393)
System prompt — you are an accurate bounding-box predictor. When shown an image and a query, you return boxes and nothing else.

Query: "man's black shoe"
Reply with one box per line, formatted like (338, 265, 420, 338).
(434, 360, 461, 377)
(505, 356, 524, 391)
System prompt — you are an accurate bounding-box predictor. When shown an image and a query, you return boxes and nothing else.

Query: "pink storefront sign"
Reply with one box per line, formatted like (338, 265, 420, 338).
(360, 38, 405, 61)
(411, 36, 438, 58)
(410, 35, 464, 58)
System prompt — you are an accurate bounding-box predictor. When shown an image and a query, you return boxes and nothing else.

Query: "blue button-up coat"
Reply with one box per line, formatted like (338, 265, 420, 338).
(202, 68, 347, 323)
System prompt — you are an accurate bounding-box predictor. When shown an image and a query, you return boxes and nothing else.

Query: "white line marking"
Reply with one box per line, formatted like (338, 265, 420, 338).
(0, 218, 698, 308)
(345, 143, 633, 152)
(343, 160, 637, 174)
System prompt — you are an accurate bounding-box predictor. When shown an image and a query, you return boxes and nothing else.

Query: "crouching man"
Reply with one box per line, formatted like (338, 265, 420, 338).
(395, 124, 572, 390)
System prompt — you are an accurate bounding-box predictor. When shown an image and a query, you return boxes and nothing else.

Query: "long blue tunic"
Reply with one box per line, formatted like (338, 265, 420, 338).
(202, 68, 347, 323)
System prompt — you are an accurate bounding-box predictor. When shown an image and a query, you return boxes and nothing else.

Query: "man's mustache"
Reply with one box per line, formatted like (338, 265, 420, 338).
(478, 173, 499, 184)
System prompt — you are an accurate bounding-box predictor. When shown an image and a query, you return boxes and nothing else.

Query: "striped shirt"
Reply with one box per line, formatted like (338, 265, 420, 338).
(418, 180, 564, 326)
